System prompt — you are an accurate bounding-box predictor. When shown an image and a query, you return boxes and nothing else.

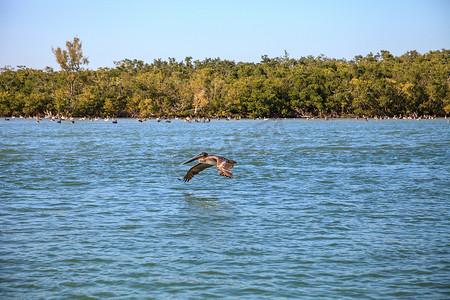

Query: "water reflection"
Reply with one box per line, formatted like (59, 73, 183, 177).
(183, 192, 232, 216)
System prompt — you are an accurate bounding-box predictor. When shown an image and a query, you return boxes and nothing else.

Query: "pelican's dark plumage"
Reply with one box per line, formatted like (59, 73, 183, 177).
(181, 152, 236, 182)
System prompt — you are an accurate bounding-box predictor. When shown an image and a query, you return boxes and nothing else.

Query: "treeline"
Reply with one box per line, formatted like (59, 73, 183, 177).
(1, 49, 449, 118)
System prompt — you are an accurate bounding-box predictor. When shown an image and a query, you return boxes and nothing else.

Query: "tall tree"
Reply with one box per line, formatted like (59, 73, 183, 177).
(52, 37, 89, 97)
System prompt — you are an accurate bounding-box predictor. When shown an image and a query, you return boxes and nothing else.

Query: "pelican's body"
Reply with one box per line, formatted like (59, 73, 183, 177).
(181, 152, 236, 182)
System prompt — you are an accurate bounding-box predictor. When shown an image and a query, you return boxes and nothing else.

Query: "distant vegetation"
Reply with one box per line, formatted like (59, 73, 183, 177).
(1, 38, 449, 118)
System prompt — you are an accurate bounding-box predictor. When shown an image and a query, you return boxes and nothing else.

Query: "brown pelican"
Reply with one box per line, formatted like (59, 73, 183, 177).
(181, 152, 236, 182)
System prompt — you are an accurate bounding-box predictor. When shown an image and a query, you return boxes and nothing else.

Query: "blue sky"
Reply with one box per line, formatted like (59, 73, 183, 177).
(0, 0, 449, 70)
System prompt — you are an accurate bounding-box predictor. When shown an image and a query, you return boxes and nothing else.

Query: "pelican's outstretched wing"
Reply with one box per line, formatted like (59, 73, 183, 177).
(183, 163, 214, 182)
(216, 157, 236, 178)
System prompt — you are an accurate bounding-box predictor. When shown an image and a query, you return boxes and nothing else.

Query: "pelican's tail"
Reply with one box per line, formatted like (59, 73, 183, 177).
(218, 168, 233, 178)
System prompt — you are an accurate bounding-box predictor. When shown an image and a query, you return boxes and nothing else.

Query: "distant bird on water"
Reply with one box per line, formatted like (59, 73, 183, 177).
(181, 152, 236, 182)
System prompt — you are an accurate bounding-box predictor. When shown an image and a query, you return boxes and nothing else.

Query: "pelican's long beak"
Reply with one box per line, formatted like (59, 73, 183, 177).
(181, 154, 202, 165)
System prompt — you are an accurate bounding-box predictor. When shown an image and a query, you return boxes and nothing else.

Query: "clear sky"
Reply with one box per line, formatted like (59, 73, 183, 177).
(1, 0, 449, 70)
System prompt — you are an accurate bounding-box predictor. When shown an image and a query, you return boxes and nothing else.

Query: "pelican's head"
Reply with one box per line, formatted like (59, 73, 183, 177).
(181, 152, 208, 165)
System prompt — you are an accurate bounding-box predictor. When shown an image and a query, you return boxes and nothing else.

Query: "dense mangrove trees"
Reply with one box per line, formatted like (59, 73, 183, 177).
(0, 39, 448, 118)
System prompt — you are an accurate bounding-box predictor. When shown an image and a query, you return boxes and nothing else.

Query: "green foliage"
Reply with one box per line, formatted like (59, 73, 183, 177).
(52, 37, 90, 100)
(52, 37, 89, 73)
(0, 49, 449, 117)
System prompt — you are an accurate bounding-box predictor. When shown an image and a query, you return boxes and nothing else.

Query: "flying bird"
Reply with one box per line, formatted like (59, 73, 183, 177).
(181, 152, 236, 182)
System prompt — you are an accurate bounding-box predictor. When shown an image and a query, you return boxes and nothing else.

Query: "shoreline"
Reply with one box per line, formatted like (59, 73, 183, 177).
(2, 115, 445, 122)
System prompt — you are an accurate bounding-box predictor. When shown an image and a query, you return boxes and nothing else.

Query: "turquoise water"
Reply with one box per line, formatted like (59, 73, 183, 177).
(1, 118, 449, 299)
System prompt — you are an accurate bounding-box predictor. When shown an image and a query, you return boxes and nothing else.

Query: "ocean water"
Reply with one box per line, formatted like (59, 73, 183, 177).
(1, 118, 449, 299)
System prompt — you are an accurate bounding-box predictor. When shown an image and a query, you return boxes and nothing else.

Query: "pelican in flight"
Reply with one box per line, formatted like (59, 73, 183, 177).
(181, 152, 236, 182)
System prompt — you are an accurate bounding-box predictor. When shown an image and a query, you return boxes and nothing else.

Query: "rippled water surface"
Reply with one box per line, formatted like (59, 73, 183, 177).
(1, 118, 449, 298)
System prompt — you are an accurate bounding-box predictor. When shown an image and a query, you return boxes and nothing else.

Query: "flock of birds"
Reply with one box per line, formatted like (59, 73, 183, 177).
(3, 114, 444, 123)
(2, 116, 118, 123)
